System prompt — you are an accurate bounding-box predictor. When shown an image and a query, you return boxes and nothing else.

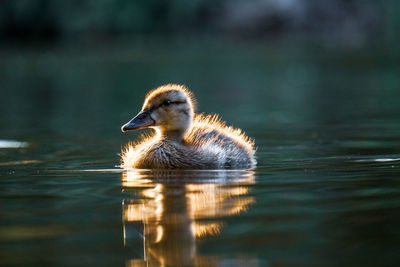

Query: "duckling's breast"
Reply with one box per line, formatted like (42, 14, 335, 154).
(122, 139, 223, 169)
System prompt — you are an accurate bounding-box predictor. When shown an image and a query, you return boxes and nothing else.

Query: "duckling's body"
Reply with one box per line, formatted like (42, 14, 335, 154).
(121, 84, 256, 169)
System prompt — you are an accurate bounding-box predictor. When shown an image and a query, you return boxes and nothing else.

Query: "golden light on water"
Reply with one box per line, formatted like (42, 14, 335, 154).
(192, 222, 222, 238)
(121, 169, 256, 266)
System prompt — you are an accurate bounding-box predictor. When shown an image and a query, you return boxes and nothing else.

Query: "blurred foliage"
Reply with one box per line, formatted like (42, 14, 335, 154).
(0, 0, 397, 47)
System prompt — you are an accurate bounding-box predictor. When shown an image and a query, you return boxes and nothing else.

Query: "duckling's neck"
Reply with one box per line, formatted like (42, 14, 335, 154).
(159, 129, 186, 142)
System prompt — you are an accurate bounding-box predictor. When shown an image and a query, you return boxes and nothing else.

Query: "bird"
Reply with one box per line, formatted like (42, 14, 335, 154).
(120, 84, 256, 169)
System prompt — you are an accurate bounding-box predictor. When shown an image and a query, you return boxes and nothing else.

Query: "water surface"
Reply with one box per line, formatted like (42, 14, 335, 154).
(1, 42, 400, 266)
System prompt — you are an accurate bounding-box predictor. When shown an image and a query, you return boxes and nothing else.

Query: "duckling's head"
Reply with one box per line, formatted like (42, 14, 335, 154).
(121, 84, 196, 139)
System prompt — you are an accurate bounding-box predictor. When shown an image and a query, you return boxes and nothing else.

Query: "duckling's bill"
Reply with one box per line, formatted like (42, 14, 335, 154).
(121, 110, 155, 132)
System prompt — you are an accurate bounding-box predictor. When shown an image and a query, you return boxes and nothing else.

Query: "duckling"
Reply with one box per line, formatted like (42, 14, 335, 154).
(120, 84, 256, 169)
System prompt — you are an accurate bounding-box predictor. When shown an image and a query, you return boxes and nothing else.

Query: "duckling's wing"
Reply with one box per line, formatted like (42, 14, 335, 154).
(185, 114, 256, 169)
(188, 114, 254, 149)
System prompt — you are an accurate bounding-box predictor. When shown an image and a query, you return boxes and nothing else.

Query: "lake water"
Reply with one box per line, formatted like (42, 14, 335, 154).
(1, 41, 400, 266)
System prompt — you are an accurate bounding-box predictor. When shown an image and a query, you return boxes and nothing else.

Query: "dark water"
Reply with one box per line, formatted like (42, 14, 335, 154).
(1, 42, 400, 266)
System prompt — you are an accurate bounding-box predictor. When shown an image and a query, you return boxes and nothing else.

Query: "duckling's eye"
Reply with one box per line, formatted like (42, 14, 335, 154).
(162, 100, 171, 106)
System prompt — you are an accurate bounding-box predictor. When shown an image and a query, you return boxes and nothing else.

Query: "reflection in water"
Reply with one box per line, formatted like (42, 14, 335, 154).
(121, 170, 257, 266)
